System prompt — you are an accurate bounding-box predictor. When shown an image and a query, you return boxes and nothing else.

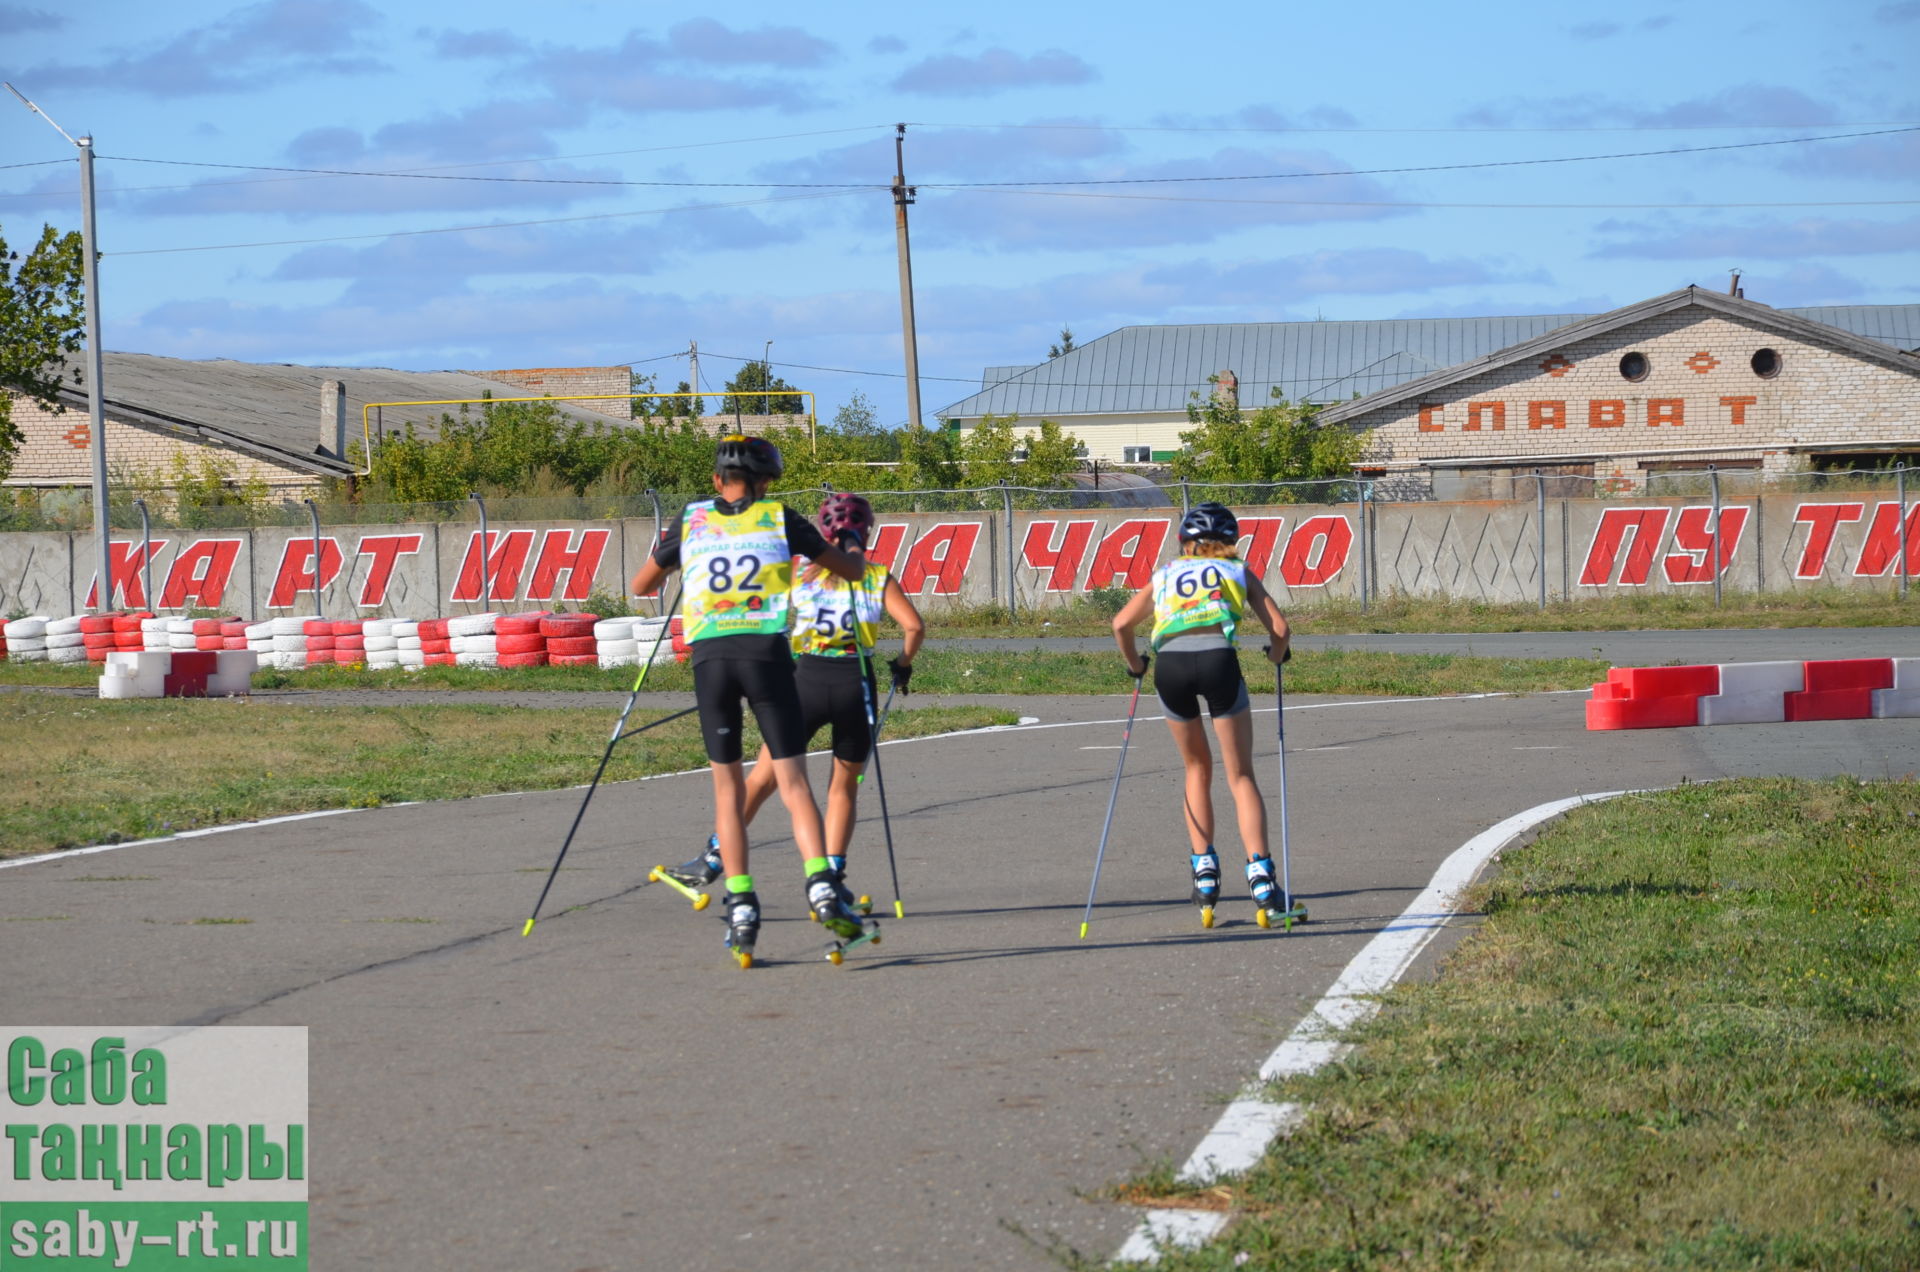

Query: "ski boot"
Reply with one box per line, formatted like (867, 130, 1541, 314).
(808, 868, 880, 965)
(806, 856, 873, 922)
(648, 834, 721, 911)
(1190, 849, 1222, 928)
(722, 888, 760, 969)
(1247, 855, 1308, 931)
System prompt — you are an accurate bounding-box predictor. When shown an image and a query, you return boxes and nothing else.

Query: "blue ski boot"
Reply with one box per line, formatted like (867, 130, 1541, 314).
(658, 834, 723, 889)
(1247, 855, 1307, 931)
(1190, 849, 1221, 928)
(808, 868, 879, 965)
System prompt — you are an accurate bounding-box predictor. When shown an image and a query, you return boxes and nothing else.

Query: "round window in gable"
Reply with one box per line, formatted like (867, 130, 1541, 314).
(1751, 348, 1782, 378)
(1619, 351, 1650, 382)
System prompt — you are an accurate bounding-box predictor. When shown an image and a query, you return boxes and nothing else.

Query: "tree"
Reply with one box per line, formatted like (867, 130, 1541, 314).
(0, 224, 86, 483)
(959, 414, 1083, 489)
(1048, 326, 1076, 359)
(721, 359, 802, 416)
(1167, 383, 1362, 500)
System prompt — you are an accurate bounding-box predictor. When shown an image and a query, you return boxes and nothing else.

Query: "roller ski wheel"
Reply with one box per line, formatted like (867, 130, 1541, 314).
(722, 890, 760, 970)
(1246, 856, 1305, 932)
(807, 871, 871, 922)
(653, 837, 723, 911)
(824, 918, 881, 965)
(1189, 850, 1221, 931)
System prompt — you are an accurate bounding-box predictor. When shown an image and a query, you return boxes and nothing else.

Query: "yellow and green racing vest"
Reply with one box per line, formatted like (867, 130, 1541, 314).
(1149, 555, 1249, 649)
(680, 499, 792, 642)
(790, 561, 888, 658)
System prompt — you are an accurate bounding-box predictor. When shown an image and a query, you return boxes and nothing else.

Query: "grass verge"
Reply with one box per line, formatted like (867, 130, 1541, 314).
(0, 647, 1608, 700)
(0, 695, 1016, 858)
(1129, 777, 1920, 1270)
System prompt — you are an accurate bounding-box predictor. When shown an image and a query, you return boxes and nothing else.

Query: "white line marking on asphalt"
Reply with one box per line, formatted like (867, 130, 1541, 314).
(1081, 745, 1125, 750)
(1114, 787, 1638, 1265)
(1514, 745, 1562, 750)
(0, 807, 375, 871)
(1298, 745, 1351, 752)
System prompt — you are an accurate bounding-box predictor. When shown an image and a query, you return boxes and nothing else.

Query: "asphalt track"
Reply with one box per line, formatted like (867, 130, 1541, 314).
(4, 688, 1917, 1270)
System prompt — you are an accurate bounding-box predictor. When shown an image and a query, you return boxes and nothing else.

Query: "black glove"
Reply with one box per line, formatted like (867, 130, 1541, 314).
(888, 657, 913, 693)
(1264, 644, 1292, 665)
(1128, 655, 1151, 681)
(836, 529, 864, 551)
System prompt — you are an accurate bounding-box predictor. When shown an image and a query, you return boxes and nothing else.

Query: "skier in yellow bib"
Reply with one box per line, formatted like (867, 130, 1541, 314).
(628, 436, 867, 968)
(1110, 502, 1295, 927)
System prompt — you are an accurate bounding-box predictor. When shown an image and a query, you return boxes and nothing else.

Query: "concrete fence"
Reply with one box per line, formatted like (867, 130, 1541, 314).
(1, 493, 1914, 619)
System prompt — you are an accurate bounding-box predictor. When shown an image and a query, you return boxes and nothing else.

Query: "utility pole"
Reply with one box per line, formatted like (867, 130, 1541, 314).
(892, 123, 924, 433)
(688, 340, 699, 420)
(9, 84, 111, 609)
(763, 339, 772, 416)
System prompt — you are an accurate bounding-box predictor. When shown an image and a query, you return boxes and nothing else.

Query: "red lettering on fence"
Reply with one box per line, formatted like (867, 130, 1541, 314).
(897, 523, 980, 595)
(1790, 503, 1865, 578)
(1020, 519, 1098, 591)
(354, 534, 424, 607)
(1852, 502, 1920, 577)
(84, 539, 168, 609)
(1662, 506, 1748, 583)
(527, 528, 609, 602)
(1085, 519, 1171, 590)
(1579, 508, 1671, 586)
(867, 523, 909, 572)
(266, 538, 345, 608)
(452, 530, 537, 602)
(159, 538, 242, 609)
(1235, 517, 1286, 580)
(1276, 515, 1352, 587)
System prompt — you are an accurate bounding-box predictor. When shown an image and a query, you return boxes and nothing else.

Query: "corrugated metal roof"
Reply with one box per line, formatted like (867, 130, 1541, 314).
(937, 302, 1920, 421)
(55, 354, 631, 474)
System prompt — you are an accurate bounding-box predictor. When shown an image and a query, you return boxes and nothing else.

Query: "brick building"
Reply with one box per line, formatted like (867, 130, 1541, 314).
(1318, 287, 1920, 497)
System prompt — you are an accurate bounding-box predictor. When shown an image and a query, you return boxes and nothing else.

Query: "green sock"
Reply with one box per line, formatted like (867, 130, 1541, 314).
(805, 856, 831, 877)
(726, 874, 754, 895)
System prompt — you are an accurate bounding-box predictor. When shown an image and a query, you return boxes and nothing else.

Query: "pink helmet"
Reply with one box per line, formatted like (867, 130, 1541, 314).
(818, 493, 876, 548)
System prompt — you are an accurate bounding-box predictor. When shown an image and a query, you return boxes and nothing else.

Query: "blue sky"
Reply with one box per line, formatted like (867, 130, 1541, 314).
(3, 0, 1916, 427)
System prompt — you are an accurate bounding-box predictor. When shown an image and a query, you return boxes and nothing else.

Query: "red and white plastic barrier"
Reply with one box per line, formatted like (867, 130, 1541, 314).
(1588, 658, 1915, 730)
(98, 649, 257, 699)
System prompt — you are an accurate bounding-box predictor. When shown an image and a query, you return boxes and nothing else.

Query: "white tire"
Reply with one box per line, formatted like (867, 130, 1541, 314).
(166, 617, 193, 634)
(395, 636, 422, 650)
(46, 616, 82, 636)
(48, 645, 87, 663)
(46, 631, 85, 649)
(366, 652, 401, 669)
(396, 650, 426, 667)
(450, 634, 497, 654)
(597, 651, 639, 669)
(362, 619, 396, 638)
(270, 616, 306, 635)
(363, 635, 398, 652)
(270, 634, 308, 652)
(593, 617, 635, 641)
(4, 618, 48, 639)
(9, 636, 48, 651)
(597, 638, 640, 658)
(446, 613, 499, 638)
(391, 621, 419, 637)
(245, 622, 273, 640)
(454, 651, 498, 668)
(12, 648, 49, 661)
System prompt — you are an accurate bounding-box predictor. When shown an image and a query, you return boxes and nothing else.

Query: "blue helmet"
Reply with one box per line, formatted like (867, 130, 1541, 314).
(1179, 501, 1238, 543)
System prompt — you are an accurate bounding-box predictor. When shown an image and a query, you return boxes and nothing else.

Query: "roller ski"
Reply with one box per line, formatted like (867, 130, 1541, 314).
(722, 888, 760, 969)
(805, 855, 872, 922)
(648, 835, 720, 911)
(1247, 856, 1308, 931)
(808, 868, 880, 965)
(1190, 849, 1222, 928)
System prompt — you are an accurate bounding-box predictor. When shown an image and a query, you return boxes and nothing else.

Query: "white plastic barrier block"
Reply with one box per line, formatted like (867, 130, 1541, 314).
(99, 675, 163, 700)
(1871, 688, 1920, 719)
(214, 650, 257, 677)
(1887, 658, 1920, 692)
(1698, 661, 1804, 726)
(106, 650, 172, 676)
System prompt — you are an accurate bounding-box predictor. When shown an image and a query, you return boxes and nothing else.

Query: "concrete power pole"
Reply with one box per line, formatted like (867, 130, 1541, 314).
(688, 340, 699, 420)
(9, 84, 112, 609)
(892, 124, 924, 433)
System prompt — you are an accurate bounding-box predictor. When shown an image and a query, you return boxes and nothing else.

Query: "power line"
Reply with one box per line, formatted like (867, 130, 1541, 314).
(956, 188, 1920, 210)
(100, 152, 882, 190)
(105, 188, 861, 256)
(0, 157, 68, 171)
(914, 119, 1920, 134)
(918, 126, 1920, 188)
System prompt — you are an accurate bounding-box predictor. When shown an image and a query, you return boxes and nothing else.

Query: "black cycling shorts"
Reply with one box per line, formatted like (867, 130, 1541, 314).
(1154, 648, 1250, 722)
(692, 656, 809, 764)
(795, 654, 878, 763)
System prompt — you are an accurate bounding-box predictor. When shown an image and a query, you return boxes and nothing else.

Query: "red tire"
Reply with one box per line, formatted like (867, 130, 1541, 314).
(190, 619, 223, 636)
(424, 652, 456, 666)
(417, 619, 450, 640)
(222, 637, 249, 650)
(303, 620, 332, 636)
(195, 636, 223, 651)
(83, 632, 116, 649)
(497, 651, 548, 668)
(539, 614, 599, 639)
(305, 650, 334, 665)
(330, 621, 362, 637)
(549, 653, 600, 667)
(114, 633, 144, 648)
(220, 621, 248, 637)
(496, 612, 549, 637)
(494, 633, 546, 655)
(306, 635, 336, 651)
(419, 639, 451, 655)
(335, 636, 366, 652)
(545, 635, 595, 657)
(81, 615, 118, 634)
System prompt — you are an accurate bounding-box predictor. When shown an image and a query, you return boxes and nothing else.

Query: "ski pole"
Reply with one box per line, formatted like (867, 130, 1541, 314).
(1079, 666, 1146, 940)
(850, 574, 905, 918)
(523, 585, 682, 937)
(1275, 659, 1291, 914)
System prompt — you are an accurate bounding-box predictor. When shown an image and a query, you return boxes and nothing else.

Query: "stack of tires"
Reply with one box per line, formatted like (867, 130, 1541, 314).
(266, 616, 308, 670)
(393, 620, 423, 668)
(80, 614, 119, 663)
(219, 619, 250, 651)
(45, 616, 87, 664)
(494, 612, 549, 668)
(595, 617, 639, 668)
(6, 616, 47, 662)
(363, 619, 402, 670)
(245, 621, 274, 660)
(113, 612, 150, 653)
(329, 620, 365, 666)
(541, 612, 599, 667)
(417, 618, 454, 666)
(141, 617, 171, 652)
(448, 613, 500, 667)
